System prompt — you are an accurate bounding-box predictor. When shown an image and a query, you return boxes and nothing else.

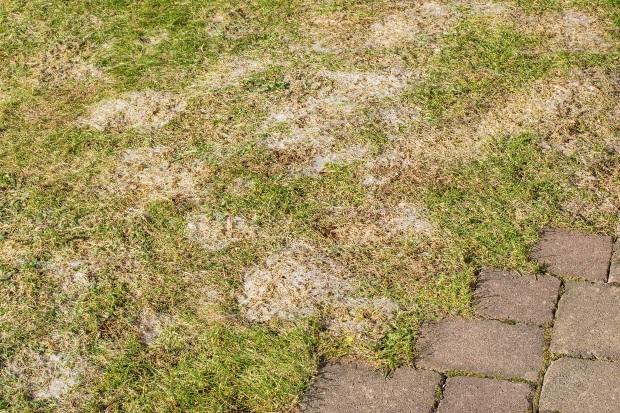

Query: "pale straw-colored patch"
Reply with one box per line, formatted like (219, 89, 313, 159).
(186, 213, 257, 252)
(192, 57, 269, 90)
(327, 202, 434, 244)
(302, 145, 370, 175)
(136, 309, 170, 345)
(363, 68, 620, 202)
(44, 257, 93, 294)
(78, 91, 186, 132)
(111, 146, 202, 202)
(238, 241, 398, 338)
(524, 10, 615, 53)
(28, 43, 106, 86)
(264, 69, 415, 171)
(366, 1, 455, 48)
(7, 352, 86, 401)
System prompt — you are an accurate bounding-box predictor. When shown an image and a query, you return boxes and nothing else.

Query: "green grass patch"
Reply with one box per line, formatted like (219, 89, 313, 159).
(410, 19, 553, 122)
(89, 322, 318, 413)
(423, 134, 567, 269)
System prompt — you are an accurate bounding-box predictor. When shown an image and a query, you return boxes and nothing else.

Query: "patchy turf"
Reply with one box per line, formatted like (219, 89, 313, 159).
(1, 0, 619, 411)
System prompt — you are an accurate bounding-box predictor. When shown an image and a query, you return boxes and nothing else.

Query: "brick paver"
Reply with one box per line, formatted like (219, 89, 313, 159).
(302, 228, 619, 412)
(415, 318, 543, 381)
(301, 363, 441, 413)
(539, 357, 620, 413)
(531, 229, 612, 282)
(436, 376, 533, 413)
(474, 268, 560, 325)
(550, 282, 620, 360)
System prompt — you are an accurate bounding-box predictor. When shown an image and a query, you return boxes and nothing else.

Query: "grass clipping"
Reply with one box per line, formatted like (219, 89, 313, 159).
(238, 241, 398, 339)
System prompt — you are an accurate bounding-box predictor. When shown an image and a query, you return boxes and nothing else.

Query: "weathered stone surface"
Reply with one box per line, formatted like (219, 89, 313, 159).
(474, 268, 560, 325)
(609, 237, 620, 284)
(539, 358, 620, 413)
(301, 363, 441, 413)
(415, 319, 544, 381)
(550, 282, 620, 360)
(436, 376, 533, 413)
(531, 229, 612, 282)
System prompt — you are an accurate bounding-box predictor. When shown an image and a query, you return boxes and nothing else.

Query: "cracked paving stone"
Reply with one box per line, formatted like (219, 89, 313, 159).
(436, 376, 533, 413)
(474, 268, 560, 325)
(550, 282, 620, 360)
(415, 318, 544, 381)
(539, 357, 620, 413)
(531, 229, 612, 282)
(300, 363, 441, 413)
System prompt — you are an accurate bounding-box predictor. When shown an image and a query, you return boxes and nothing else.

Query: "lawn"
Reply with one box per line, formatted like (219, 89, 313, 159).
(1, 0, 619, 411)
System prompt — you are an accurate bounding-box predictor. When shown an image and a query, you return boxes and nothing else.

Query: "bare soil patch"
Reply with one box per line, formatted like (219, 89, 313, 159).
(78, 91, 186, 132)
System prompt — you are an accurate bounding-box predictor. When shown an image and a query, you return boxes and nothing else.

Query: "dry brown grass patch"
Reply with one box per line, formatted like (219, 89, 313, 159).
(324, 202, 434, 245)
(107, 146, 204, 203)
(7, 351, 87, 402)
(367, 1, 456, 49)
(44, 256, 93, 294)
(78, 91, 186, 132)
(237, 241, 398, 339)
(191, 56, 269, 91)
(263, 69, 415, 172)
(27, 42, 105, 87)
(135, 309, 171, 345)
(186, 213, 258, 252)
(528, 10, 615, 52)
(363, 68, 620, 192)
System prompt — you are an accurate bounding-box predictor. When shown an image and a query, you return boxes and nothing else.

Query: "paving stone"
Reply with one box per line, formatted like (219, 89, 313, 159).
(539, 357, 620, 413)
(609, 237, 620, 284)
(531, 229, 612, 282)
(300, 363, 441, 413)
(415, 318, 543, 381)
(436, 376, 533, 413)
(550, 282, 620, 360)
(474, 268, 560, 325)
